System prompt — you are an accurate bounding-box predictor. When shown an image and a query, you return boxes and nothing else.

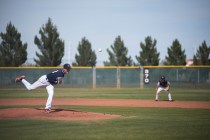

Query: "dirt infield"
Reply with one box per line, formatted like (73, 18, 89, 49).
(1, 98, 210, 109)
(0, 98, 210, 121)
(0, 108, 121, 121)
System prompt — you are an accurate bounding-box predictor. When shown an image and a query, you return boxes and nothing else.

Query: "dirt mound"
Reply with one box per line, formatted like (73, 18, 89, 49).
(0, 108, 121, 121)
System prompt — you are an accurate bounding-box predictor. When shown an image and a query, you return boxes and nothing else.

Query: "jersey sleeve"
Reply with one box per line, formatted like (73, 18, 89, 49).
(167, 81, 170, 86)
(157, 81, 160, 86)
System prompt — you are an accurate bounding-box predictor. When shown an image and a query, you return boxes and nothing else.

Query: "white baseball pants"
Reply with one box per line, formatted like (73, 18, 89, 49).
(155, 87, 172, 101)
(21, 75, 54, 109)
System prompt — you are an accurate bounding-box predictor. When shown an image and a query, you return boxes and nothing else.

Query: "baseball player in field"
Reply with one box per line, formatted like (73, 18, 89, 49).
(15, 64, 71, 113)
(155, 76, 173, 101)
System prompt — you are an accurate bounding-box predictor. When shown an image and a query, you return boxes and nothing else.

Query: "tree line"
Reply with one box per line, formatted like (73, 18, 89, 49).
(0, 18, 209, 67)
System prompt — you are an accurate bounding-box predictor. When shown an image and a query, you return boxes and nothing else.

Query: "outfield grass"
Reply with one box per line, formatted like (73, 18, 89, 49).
(0, 88, 210, 101)
(0, 106, 210, 140)
(0, 88, 210, 140)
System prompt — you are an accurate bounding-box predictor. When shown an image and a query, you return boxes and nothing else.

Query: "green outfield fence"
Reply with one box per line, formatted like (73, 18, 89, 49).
(0, 66, 210, 88)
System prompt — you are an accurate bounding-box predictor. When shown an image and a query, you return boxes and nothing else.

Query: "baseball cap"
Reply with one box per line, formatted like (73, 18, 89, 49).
(63, 64, 71, 71)
(161, 76, 165, 80)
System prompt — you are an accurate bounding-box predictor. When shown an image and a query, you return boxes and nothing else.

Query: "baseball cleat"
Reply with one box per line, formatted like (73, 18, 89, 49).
(44, 109, 51, 113)
(15, 75, 26, 82)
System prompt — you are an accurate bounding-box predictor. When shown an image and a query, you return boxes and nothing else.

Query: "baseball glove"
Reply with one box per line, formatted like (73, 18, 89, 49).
(165, 86, 170, 91)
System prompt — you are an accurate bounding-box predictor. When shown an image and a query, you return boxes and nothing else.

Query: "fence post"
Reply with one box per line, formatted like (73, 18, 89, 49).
(117, 68, 121, 88)
(140, 66, 144, 89)
(92, 67, 96, 89)
(176, 69, 179, 81)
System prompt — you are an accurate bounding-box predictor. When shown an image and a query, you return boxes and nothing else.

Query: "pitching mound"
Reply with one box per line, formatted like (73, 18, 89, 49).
(0, 108, 121, 121)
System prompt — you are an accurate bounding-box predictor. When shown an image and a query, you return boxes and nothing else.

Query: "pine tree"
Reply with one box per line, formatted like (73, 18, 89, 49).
(34, 18, 64, 66)
(193, 41, 210, 65)
(0, 22, 27, 66)
(164, 39, 186, 65)
(104, 36, 132, 66)
(136, 36, 160, 66)
(73, 37, 96, 66)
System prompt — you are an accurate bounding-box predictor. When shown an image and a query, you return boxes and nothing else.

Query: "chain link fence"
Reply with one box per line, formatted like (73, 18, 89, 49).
(0, 66, 210, 88)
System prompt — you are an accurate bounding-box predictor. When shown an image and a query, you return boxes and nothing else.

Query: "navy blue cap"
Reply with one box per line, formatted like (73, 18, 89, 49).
(161, 76, 165, 80)
(63, 64, 71, 71)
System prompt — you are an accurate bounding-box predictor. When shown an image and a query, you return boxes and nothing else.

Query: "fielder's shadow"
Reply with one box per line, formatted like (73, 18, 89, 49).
(155, 100, 175, 102)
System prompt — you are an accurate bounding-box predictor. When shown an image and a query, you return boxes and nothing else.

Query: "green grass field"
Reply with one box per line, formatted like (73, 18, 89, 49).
(0, 88, 210, 140)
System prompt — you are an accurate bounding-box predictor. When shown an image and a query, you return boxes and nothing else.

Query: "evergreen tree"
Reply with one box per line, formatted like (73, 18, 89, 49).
(0, 22, 27, 66)
(104, 36, 132, 66)
(34, 18, 64, 66)
(164, 39, 186, 65)
(73, 37, 96, 66)
(136, 36, 159, 66)
(193, 41, 210, 65)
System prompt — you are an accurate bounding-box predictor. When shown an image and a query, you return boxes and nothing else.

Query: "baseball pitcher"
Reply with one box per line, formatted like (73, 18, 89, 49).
(15, 64, 71, 113)
(155, 76, 173, 101)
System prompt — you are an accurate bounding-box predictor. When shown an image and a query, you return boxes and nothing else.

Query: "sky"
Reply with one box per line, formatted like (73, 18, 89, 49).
(0, 0, 210, 66)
